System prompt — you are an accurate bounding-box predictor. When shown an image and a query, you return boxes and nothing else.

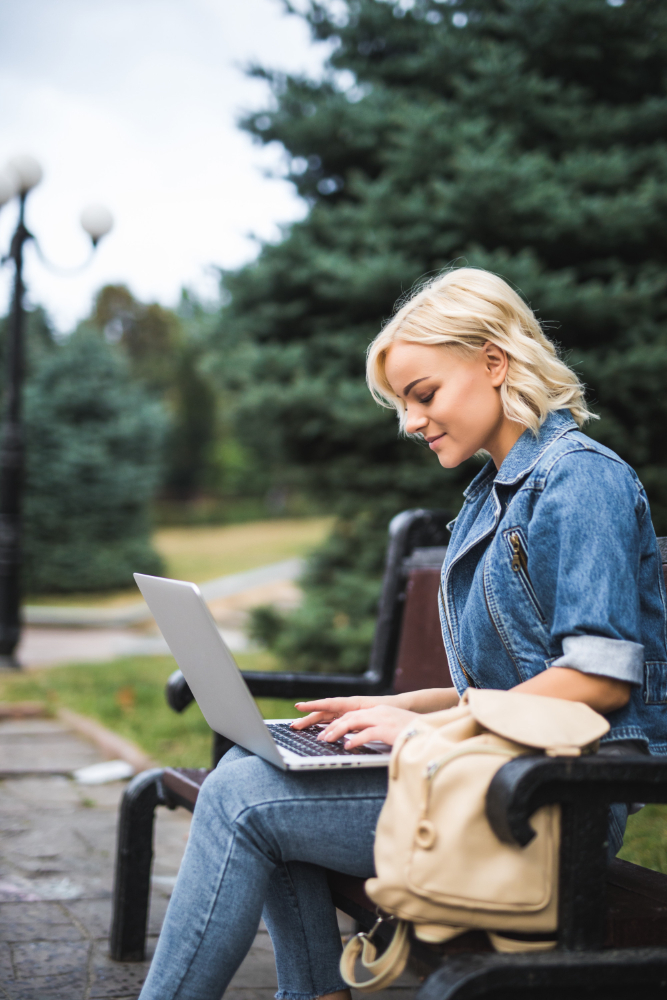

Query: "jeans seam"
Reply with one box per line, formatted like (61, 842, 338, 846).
(231, 794, 387, 829)
(171, 827, 242, 1000)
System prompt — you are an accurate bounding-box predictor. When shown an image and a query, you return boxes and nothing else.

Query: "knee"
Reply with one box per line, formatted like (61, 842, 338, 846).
(217, 744, 253, 767)
(195, 753, 271, 826)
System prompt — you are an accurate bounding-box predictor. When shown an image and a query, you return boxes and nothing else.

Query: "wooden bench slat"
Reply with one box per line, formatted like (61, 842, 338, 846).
(162, 767, 208, 807)
(392, 568, 453, 694)
(607, 857, 667, 906)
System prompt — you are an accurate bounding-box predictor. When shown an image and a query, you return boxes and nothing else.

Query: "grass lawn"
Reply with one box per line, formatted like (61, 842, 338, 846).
(26, 516, 333, 608)
(618, 805, 667, 875)
(0, 654, 308, 769)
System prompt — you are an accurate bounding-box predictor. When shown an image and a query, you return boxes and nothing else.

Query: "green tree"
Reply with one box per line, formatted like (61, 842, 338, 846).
(23, 331, 167, 593)
(93, 285, 181, 394)
(215, 0, 667, 672)
(92, 285, 222, 500)
(0, 305, 56, 386)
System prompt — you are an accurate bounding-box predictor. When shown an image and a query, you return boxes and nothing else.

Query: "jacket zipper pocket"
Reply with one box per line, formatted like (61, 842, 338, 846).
(508, 532, 546, 624)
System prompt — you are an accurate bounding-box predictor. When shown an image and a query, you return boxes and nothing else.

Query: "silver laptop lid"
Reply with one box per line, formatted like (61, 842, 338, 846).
(134, 573, 285, 769)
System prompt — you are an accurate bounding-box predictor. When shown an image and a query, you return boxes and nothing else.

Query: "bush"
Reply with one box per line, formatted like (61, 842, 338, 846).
(23, 331, 167, 593)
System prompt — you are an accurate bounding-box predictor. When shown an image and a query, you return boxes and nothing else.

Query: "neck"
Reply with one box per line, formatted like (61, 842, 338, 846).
(484, 416, 526, 470)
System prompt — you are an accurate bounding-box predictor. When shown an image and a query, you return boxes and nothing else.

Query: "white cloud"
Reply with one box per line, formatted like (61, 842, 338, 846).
(0, 0, 328, 331)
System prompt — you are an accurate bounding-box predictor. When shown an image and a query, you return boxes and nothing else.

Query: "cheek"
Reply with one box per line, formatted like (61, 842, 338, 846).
(447, 372, 496, 427)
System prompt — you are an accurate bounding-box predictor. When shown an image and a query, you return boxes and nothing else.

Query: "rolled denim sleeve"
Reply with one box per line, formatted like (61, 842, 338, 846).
(551, 635, 644, 685)
(528, 448, 646, 686)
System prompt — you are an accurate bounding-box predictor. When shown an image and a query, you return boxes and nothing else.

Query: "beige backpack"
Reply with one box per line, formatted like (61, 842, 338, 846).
(340, 689, 609, 991)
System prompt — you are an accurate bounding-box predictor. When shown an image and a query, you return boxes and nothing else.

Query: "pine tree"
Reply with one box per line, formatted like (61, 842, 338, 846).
(23, 332, 167, 593)
(213, 0, 667, 672)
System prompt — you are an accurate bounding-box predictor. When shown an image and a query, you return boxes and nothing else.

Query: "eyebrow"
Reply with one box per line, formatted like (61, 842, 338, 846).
(402, 376, 430, 397)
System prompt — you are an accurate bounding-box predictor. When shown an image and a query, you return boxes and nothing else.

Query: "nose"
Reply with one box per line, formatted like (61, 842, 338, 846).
(404, 405, 428, 436)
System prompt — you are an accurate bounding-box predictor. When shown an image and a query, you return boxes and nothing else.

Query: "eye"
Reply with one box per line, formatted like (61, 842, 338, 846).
(418, 390, 435, 404)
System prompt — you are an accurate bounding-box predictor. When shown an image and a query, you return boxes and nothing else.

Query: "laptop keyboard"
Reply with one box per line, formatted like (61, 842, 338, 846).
(266, 723, 383, 757)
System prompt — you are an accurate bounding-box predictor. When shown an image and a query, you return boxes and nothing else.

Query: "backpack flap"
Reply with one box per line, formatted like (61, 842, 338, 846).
(465, 688, 610, 755)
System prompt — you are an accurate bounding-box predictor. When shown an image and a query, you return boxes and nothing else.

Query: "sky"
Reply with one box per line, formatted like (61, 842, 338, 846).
(0, 0, 331, 332)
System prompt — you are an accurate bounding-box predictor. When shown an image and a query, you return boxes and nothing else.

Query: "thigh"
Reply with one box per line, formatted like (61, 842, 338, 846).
(199, 753, 388, 877)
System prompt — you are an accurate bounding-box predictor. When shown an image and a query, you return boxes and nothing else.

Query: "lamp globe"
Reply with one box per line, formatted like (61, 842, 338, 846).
(5, 155, 43, 195)
(80, 204, 114, 246)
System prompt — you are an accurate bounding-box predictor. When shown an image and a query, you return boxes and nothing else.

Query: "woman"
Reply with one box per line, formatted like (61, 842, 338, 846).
(140, 268, 667, 1000)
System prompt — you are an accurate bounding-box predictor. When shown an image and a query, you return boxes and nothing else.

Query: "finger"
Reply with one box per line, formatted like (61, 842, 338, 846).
(343, 727, 385, 750)
(290, 712, 333, 729)
(295, 698, 348, 713)
(319, 710, 374, 742)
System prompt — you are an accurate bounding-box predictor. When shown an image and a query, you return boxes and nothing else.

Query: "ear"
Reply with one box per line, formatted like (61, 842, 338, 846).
(482, 342, 509, 388)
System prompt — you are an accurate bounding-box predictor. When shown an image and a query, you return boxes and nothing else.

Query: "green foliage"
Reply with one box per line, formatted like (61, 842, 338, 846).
(23, 331, 167, 592)
(218, 0, 667, 673)
(250, 508, 409, 672)
(0, 305, 57, 384)
(92, 285, 225, 500)
(93, 285, 181, 393)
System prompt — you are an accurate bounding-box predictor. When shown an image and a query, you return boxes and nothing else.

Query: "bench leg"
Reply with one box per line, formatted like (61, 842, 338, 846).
(109, 768, 167, 962)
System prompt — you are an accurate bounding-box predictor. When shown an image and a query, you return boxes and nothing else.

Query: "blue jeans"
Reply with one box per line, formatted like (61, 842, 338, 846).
(139, 746, 388, 1000)
(139, 746, 629, 1000)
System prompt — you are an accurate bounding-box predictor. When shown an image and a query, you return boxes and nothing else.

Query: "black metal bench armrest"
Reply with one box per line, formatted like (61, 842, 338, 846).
(487, 753, 667, 848)
(487, 752, 667, 951)
(165, 667, 388, 713)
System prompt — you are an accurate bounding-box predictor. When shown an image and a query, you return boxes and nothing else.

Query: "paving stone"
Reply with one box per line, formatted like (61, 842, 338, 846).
(88, 939, 152, 998)
(11, 939, 91, 979)
(63, 897, 113, 940)
(2, 969, 89, 1000)
(147, 890, 171, 937)
(0, 939, 14, 979)
(0, 901, 84, 942)
(0, 721, 100, 775)
(1, 775, 84, 807)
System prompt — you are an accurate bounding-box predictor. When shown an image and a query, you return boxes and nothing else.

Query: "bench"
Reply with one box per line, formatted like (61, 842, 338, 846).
(110, 510, 667, 998)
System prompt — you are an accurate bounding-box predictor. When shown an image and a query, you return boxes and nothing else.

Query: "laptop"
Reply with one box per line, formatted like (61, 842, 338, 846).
(134, 573, 392, 771)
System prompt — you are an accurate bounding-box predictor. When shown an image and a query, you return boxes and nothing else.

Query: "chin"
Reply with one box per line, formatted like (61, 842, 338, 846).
(435, 443, 475, 469)
(436, 450, 464, 469)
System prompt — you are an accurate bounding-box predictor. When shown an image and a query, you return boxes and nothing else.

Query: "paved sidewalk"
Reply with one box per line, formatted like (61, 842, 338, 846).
(17, 575, 303, 668)
(23, 559, 305, 629)
(0, 717, 419, 1000)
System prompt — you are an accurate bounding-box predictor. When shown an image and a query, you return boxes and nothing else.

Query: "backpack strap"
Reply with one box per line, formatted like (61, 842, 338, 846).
(339, 919, 410, 993)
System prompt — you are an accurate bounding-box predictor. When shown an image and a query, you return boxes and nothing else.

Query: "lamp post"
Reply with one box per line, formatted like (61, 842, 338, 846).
(0, 156, 113, 669)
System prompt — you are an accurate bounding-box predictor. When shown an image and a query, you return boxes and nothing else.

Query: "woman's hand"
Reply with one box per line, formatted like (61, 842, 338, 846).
(292, 695, 396, 729)
(315, 705, 419, 750)
(293, 687, 459, 729)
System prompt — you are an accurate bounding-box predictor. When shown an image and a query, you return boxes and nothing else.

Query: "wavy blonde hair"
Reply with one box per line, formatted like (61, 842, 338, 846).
(367, 267, 595, 434)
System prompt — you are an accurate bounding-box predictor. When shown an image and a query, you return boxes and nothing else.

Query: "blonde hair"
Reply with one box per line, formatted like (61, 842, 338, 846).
(366, 267, 595, 434)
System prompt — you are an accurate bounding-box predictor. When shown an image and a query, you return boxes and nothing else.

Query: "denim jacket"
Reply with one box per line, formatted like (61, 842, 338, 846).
(439, 410, 667, 753)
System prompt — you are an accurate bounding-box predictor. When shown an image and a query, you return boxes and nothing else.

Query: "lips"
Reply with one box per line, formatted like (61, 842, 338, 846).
(427, 433, 446, 450)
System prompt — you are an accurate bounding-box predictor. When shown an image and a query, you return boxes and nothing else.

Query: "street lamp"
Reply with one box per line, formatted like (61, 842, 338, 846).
(0, 156, 113, 669)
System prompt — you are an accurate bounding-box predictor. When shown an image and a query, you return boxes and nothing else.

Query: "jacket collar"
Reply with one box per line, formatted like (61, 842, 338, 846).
(463, 409, 578, 499)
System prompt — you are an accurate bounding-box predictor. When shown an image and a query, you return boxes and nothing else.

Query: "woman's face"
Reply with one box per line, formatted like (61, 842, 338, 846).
(383, 340, 515, 469)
